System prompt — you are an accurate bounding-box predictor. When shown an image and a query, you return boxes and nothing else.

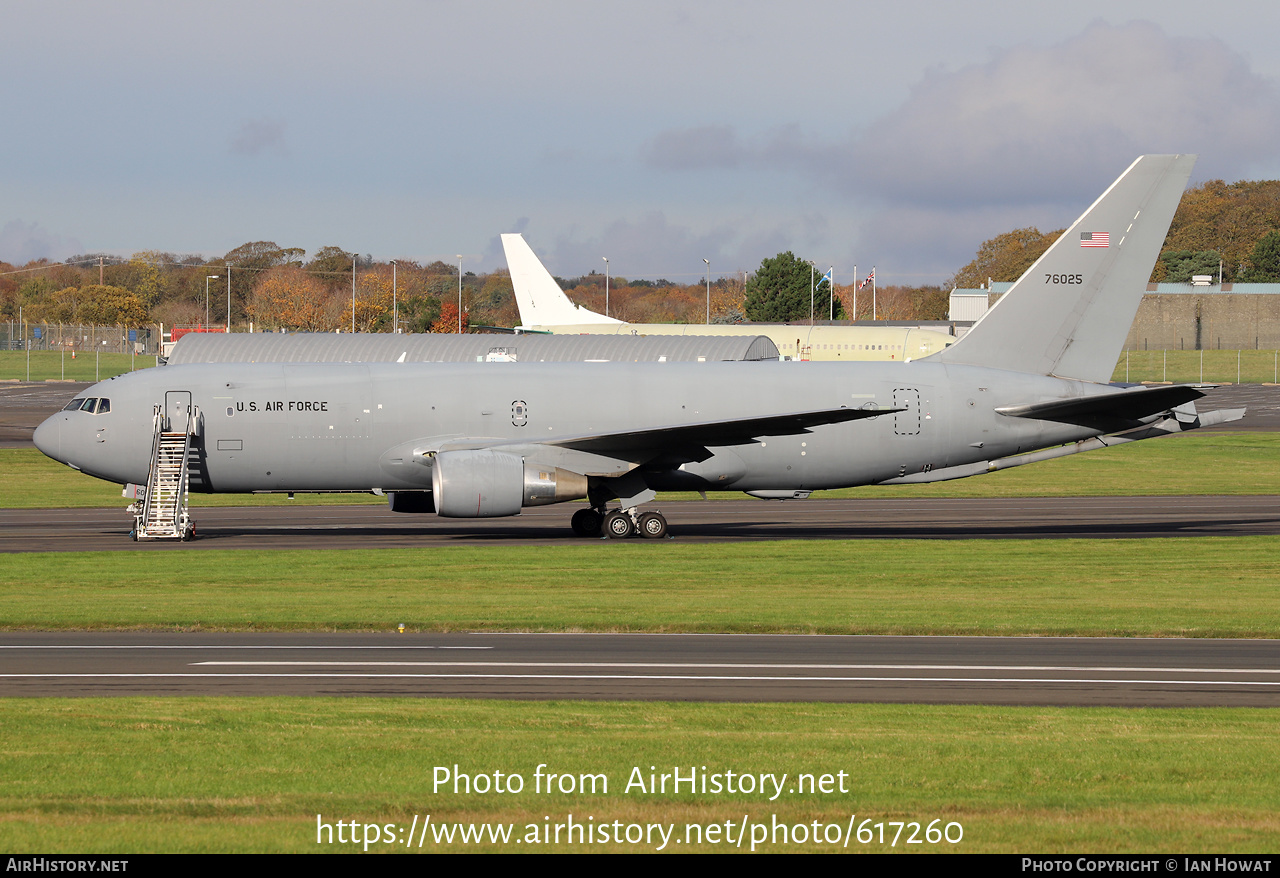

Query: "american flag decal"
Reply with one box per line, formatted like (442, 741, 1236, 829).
(1080, 231, 1109, 248)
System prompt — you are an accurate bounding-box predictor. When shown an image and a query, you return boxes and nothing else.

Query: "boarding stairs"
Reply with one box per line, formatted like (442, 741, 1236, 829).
(133, 404, 195, 540)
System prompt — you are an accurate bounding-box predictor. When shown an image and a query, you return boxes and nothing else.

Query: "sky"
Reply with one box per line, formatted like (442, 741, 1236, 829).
(4, 0, 1280, 286)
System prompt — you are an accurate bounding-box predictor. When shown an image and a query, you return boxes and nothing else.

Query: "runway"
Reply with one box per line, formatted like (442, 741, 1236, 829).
(2, 494, 1279, 551)
(3, 631, 1279, 706)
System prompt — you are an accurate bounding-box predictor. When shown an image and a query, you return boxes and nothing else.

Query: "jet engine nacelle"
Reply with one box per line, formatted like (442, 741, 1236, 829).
(430, 449, 589, 518)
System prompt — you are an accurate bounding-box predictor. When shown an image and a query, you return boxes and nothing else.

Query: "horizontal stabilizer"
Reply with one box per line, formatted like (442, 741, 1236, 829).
(996, 384, 1204, 431)
(883, 399, 1245, 485)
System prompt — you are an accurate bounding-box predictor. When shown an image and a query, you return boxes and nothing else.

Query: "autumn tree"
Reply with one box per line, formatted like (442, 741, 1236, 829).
(248, 266, 335, 331)
(430, 300, 469, 333)
(226, 241, 305, 326)
(472, 270, 518, 327)
(307, 246, 355, 279)
(120, 252, 168, 307)
(346, 268, 393, 332)
(1160, 180, 1280, 281)
(950, 228, 1060, 289)
(76, 285, 148, 327)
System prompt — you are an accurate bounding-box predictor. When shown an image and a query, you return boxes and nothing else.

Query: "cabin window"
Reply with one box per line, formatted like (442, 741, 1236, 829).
(96, 399, 110, 414)
(80, 398, 98, 413)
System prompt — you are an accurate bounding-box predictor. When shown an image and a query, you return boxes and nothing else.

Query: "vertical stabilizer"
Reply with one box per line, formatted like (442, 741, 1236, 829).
(501, 233, 623, 327)
(935, 154, 1195, 382)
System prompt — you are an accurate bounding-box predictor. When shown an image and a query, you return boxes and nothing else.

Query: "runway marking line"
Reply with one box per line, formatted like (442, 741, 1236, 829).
(193, 661, 1280, 674)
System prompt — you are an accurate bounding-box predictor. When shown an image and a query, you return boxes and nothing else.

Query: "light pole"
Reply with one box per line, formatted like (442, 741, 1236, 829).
(390, 260, 397, 333)
(603, 257, 609, 318)
(457, 255, 463, 332)
(703, 259, 710, 324)
(205, 275, 219, 328)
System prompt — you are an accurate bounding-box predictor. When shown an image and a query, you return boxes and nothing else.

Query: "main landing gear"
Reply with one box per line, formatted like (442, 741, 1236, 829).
(571, 506, 669, 539)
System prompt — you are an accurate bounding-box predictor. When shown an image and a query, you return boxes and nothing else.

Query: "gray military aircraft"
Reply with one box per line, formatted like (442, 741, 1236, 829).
(33, 154, 1242, 540)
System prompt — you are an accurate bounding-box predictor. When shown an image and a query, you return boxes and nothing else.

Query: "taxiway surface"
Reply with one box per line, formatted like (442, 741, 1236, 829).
(3, 495, 1280, 551)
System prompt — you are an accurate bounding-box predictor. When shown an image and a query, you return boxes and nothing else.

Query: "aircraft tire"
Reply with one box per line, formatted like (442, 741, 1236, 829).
(603, 510, 633, 539)
(637, 511, 668, 539)
(571, 508, 603, 537)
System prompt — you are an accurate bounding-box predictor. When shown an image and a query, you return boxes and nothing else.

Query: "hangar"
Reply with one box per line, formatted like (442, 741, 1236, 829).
(166, 331, 781, 364)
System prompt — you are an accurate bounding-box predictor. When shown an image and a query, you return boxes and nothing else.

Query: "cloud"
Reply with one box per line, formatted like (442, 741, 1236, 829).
(643, 125, 744, 170)
(0, 220, 83, 265)
(516, 213, 791, 281)
(645, 20, 1280, 209)
(229, 118, 287, 156)
(638, 20, 1280, 283)
(839, 20, 1280, 207)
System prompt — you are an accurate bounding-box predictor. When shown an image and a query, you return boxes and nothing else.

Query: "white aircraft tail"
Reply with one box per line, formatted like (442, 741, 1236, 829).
(935, 154, 1195, 383)
(501, 233, 623, 328)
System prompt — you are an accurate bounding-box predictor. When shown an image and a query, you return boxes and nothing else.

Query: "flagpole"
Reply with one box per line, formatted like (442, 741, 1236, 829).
(829, 266, 834, 320)
(853, 265, 857, 321)
(809, 262, 814, 324)
(872, 268, 877, 320)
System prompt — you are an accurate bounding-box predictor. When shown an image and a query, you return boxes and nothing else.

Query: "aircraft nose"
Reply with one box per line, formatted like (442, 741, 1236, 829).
(32, 415, 62, 462)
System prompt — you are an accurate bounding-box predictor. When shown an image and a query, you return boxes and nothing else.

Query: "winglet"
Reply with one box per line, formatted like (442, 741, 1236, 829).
(935, 155, 1196, 383)
(501, 233, 623, 328)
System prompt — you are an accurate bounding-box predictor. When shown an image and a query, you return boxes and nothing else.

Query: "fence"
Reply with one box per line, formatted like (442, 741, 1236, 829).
(1, 322, 158, 355)
(1113, 349, 1280, 385)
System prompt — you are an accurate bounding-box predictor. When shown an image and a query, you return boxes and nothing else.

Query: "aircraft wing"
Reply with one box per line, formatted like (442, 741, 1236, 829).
(423, 405, 900, 472)
(543, 406, 896, 457)
(996, 383, 1205, 431)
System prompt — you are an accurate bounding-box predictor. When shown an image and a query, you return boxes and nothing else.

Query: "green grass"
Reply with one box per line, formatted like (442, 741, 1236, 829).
(1112, 349, 1280, 385)
(6, 432, 1279, 509)
(2, 537, 1278, 636)
(0, 350, 156, 382)
(2, 699, 1278, 853)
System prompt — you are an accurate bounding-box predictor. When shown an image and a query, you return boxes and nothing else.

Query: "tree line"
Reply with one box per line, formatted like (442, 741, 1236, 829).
(5, 177, 1280, 330)
(952, 178, 1280, 289)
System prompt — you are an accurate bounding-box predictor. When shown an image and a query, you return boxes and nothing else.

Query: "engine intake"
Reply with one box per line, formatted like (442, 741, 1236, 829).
(431, 449, 588, 518)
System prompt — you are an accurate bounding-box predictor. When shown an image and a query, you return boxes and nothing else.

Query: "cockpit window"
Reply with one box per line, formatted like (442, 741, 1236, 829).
(63, 397, 110, 414)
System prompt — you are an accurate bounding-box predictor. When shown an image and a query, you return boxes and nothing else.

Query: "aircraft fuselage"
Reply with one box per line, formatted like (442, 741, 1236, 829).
(35, 359, 1109, 497)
